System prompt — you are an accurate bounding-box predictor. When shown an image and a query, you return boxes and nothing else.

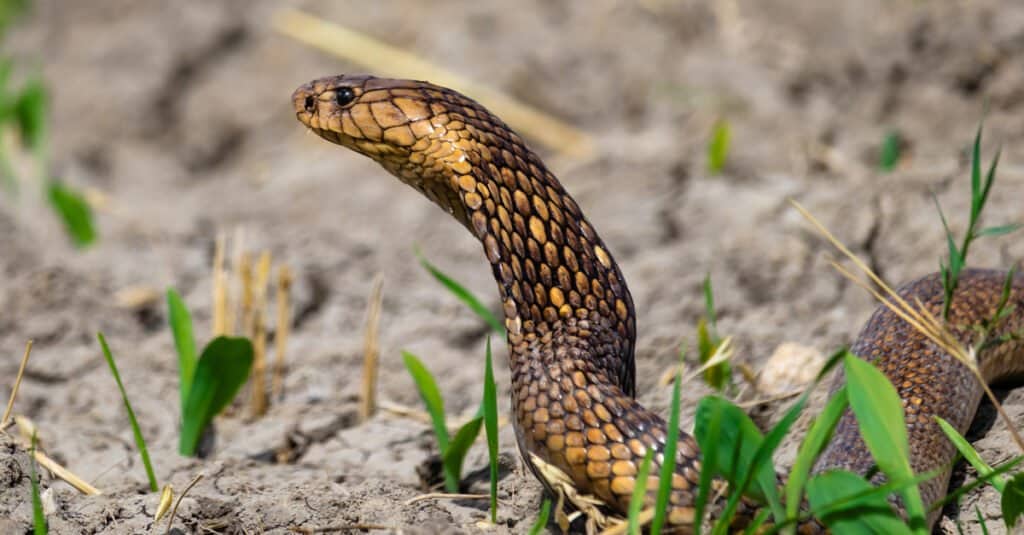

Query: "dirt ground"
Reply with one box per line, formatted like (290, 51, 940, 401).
(2, 1, 1024, 533)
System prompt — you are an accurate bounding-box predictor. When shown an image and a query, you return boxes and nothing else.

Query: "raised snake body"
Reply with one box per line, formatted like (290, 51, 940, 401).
(292, 74, 1024, 531)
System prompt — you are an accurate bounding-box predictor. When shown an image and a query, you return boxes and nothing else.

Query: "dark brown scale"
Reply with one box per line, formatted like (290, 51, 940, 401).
(293, 74, 1024, 532)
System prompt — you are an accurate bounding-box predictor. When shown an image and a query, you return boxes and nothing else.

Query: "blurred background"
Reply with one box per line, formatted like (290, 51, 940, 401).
(1, 1, 1023, 533)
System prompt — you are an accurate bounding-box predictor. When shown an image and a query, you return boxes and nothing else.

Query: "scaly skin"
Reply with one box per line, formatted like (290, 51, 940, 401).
(292, 74, 1024, 531)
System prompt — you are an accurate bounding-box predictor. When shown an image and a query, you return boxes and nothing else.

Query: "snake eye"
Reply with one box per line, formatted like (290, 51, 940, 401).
(335, 87, 356, 107)
(303, 95, 315, 112)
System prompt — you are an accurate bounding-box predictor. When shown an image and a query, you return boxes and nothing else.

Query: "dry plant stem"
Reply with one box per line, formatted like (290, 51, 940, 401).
(288, 524, 395, 534)
(378, 400, 509, 428)
(239, 252, 254, 337)
(360, 274, 384, 422)
(272, 265, 293, 399)
(2, 340, 32, 426)
(228, 228, 247, 335)
(404, 492, 490, 505)
(15, 416, 101, 495)
(34, 449, 102, 495)
(272, 9, 594, 159)
(792, 199, 1024, 454)
(598, 509, 655, 535)
(249, 252, 272, 417)
(165, 473, 203, 535)
(212, 233, 227, 336)
(154, 484, 174, 522)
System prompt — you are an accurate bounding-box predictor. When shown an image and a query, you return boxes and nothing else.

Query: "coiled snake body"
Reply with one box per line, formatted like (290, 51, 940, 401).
(292, 74, 1024, 531)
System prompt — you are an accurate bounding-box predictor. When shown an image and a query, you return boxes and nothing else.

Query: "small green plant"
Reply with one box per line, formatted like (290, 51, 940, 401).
(482, 337, 500, 523)
(695, 274, 731, 392)
(417, 248, 505, 335)
(689, 349, 951, 532)
(178, 336, 254, 456)
(879, 130, 903, 172)
(0, 5, 97, 246)
(403, 351, 484, 492)
(707, 119, 731, 175)
(97, 333, 158, 491)
(936, 416, 1024, 530)
(29, 431, 47, 535)
(166, 289, 254, 456)
(527, 498, 552, 535)
(934, 126, 1021, 319)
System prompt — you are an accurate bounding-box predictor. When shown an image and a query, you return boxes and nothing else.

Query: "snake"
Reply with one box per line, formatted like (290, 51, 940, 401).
(291, 74, 1024, 531)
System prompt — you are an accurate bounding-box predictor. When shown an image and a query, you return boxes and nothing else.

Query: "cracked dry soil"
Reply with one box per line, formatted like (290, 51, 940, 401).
(3, 1, 1024, 533)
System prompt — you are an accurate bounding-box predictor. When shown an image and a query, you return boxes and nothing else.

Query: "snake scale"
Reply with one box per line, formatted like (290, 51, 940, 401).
(292, 74, 1024, 532)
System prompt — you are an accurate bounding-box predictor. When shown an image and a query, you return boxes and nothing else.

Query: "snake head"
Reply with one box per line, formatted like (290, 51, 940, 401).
(293, 74, 500, 226)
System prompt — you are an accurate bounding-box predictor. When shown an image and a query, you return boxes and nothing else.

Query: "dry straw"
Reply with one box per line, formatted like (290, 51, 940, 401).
(360, 274, 384, 422)
(273, 8, 594, 160)
(791, 199, 1024, 454)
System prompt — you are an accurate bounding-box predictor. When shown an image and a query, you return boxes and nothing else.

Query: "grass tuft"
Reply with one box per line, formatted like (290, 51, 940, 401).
(879, 130, 902, 172)
(934, 126, 1020, 320)
(707, 119, 731, 174)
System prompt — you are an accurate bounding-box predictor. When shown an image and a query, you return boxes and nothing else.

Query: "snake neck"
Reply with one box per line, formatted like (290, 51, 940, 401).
(450, 142, 638, 397)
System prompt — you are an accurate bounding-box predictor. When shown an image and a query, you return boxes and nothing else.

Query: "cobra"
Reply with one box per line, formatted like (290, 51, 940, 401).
(292, 74, 1024, 531)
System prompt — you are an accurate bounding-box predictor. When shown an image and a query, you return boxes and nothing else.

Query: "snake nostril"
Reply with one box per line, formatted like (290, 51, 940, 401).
(304, 95, 315, 112)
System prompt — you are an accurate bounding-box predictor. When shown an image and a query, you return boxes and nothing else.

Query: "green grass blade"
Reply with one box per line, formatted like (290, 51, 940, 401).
(934, 416, 1002, 492)
(707, 119, 730, 174)
(843, 353, 926, 532)
(416, 249, 505, 335)
(29, 431, 47, 535)
(694, 392, 723, 535)
(693, 397, 778, 535)
(483, 337, 500, 522)
(806, 470, 912, 535)
(401, 350, 457, 491)
(47, 181, 96, 247)
(743, 509, 774, 535)
(726, 388, 802, 521)
(976, 146, 1001, 225)
(166, 288, 197, 416)
(627, 449, 655, 535)
(527, 499, 552, 535)
(703, 273, 718, 335)
(14, 77, 46, 153)
(977, 506, 990, 535)
(97, 332, 158, 491)
(929, 456, 1022, 513)
(651, 369, 682, 535)
(879, 130, 902, 172)
(969, 126, 982, 223)
(785, 386, 848, 520)
(1002, 472, 1024, 529)
(976, 223, 1022, 238)
(179, 336, 253, 456)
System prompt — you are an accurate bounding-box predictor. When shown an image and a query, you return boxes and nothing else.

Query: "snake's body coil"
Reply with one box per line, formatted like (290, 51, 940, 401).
(293, 74, 1024, 532)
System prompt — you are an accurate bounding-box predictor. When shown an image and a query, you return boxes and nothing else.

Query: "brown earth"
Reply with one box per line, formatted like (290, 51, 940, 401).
(2, 1, 1024, 533)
